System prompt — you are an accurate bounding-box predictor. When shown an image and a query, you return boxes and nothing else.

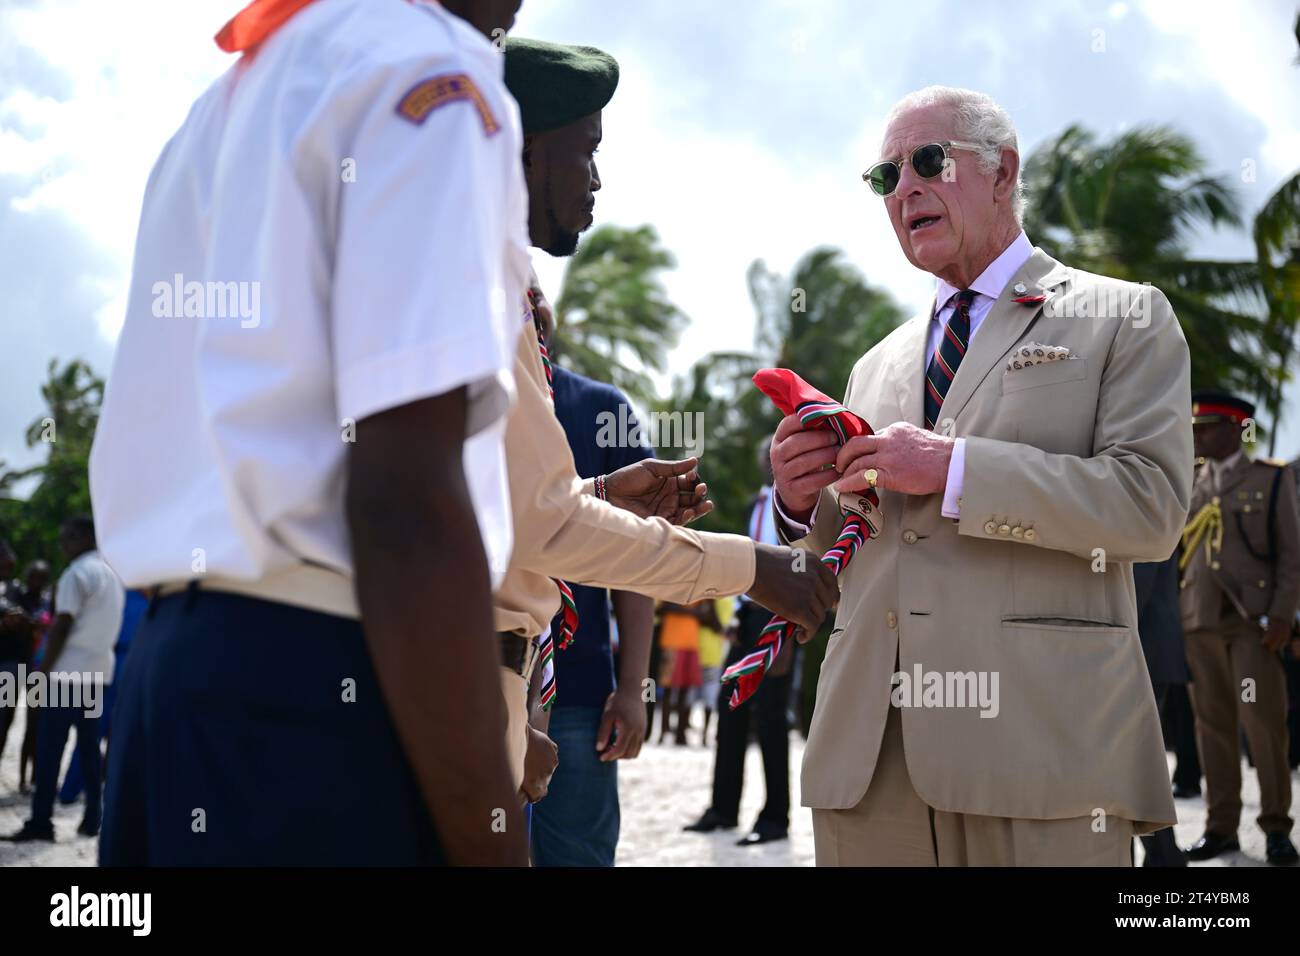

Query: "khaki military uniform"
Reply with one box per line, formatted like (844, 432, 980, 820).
(494, 320, 756, 786)
(1180, 452, 1300, 837)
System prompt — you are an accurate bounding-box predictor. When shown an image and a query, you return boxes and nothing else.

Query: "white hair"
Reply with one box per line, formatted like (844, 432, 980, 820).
(884, 86, 1025, 223)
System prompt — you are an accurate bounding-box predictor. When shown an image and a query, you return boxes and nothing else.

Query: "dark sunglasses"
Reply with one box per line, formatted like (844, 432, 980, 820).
(862, 141, 982, 197)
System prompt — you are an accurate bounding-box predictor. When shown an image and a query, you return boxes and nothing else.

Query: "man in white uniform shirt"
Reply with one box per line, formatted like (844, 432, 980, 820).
(89, 0, 531, 865)
(6, 517, 123, 843)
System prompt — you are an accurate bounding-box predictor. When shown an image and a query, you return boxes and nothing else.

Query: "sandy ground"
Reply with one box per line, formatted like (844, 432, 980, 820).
(1, 699, 1296, 867)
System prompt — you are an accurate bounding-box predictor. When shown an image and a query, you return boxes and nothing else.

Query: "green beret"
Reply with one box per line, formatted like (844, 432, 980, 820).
(504, 37, 619, 134)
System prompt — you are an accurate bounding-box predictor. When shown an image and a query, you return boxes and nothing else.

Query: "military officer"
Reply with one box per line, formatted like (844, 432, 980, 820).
(1180, 388, 1300, 865)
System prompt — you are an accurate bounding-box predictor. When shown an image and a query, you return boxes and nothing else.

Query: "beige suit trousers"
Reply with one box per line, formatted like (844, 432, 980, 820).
(812, 704, 1135, 866)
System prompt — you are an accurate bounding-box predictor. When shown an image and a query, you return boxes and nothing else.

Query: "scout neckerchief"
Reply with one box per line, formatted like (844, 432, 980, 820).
(524, 291, 579, 711)
(216, 0, 438, 53)
(720, 369, 878, 709)
(215, 0, 319, 53)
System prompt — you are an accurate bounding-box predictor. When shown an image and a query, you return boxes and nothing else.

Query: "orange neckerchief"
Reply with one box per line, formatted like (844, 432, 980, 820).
(215, 0, 319, 53)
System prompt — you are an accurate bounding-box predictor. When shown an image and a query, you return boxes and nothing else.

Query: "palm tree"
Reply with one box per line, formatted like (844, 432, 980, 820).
(552, 224, 688, 408)
(1022, 124, 1274, 397)
(1253, 10, 1300, 454)
(0, 359, 104, 572)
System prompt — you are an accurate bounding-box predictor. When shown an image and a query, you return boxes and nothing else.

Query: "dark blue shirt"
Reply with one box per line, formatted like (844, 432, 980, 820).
(549, 364, 652, 709)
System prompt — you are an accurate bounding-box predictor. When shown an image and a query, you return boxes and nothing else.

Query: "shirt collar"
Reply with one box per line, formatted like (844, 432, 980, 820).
(935, 230, 1034, 311)
(1213, 449, 1244, 477)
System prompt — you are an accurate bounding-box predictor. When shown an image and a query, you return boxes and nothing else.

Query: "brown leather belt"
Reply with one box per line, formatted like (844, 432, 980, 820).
(499, 632, 540, 681)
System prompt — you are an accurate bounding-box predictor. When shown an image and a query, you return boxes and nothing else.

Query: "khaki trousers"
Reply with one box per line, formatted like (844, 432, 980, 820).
(501, 666, 530, 793)
(812, 704, 1134, 866)
(1185, 613, 1293, 836)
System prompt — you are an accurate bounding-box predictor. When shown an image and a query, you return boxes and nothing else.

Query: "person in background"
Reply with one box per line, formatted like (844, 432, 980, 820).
(1132, 554, 1189, 866)
(5, 516, 124, 842)
(57, 587, 148, 804)
(685, 439, 797, 847)
(1179, 389, 1299, 866)
(0, 540, 31, 773)
(15, 560, 51, 794)
(527, 282, 656, 868)
(657, 602, 702, 746)
(696, 598, 731, 747)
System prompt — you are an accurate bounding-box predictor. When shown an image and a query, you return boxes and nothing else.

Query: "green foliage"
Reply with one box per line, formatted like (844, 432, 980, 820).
(552, 224, 688, 409)
(1022, 123, 1275, 397)
(0, 358, 104, 575)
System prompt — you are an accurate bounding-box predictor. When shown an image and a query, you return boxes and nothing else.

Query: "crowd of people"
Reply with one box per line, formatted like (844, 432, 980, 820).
(0, 0, 1296, 869)
(1, 520, 145, 843)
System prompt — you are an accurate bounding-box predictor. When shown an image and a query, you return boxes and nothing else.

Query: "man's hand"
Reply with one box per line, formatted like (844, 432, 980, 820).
(520, 725, 559, 803)
(1262, 618, 1292, 653)
(596, 685, 647, 762)
(832, 422, 955, 497)
(770, 414, 841, 523)
(604, 458, 713, 525)
(747, 542, 838, 637)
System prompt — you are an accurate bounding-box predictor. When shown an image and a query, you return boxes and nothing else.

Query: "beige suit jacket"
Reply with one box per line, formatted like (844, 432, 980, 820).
(784, 249, 1189, 832)
(494, 321, 756, 638)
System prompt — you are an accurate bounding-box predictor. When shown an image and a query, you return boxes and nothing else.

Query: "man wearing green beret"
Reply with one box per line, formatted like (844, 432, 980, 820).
(505, 37, 619, 256)
(486, 37, 839, 858)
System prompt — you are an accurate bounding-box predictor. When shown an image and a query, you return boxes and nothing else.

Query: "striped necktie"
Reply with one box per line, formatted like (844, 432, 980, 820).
(524, 291, 578, 712)
(923, 289, 976, 431)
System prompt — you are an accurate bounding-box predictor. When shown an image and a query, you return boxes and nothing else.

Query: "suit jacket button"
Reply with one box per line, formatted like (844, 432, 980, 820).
(886, 611, 898, 629)
(1259, 579, 1267, 588)
(984, 521, 997, 534)
(997, 524, 1011, 536)
(1211, 561, 1221, 570)
(902, 530, 918, 544)
(1024, 529, 1037, 542)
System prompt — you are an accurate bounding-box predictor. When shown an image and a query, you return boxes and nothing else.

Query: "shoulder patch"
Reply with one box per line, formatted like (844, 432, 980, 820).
(396, 73, 499, 134)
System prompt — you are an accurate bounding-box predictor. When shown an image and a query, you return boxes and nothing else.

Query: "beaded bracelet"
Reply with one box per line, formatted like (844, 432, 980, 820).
(595, 474, 608, 501)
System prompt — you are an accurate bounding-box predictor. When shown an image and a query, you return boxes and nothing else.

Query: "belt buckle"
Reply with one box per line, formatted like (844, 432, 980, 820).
(522, 638, 541, 682)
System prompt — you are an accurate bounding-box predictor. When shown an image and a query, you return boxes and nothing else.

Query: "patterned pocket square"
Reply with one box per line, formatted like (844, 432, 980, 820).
(1007, 342, 1071, 371)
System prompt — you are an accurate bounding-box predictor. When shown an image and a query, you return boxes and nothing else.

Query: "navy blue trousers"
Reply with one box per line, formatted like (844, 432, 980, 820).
(33, 700, 102, 832)
(100, 588, 444, 865)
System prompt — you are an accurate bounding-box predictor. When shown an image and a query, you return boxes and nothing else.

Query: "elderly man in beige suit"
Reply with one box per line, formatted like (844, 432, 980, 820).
(772, 86, 1192, 866)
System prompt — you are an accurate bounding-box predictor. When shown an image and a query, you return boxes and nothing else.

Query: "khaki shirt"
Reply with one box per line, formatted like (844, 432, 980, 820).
(493, 322, 756, 638)
(1179, 454, 1300, 632)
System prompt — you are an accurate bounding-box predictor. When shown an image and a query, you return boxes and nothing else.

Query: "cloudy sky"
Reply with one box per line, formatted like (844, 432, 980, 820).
(3, 0, 1299, 483)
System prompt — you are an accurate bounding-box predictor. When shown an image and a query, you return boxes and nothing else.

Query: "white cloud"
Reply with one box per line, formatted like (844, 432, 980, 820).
(4, 0, 1299, 465)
